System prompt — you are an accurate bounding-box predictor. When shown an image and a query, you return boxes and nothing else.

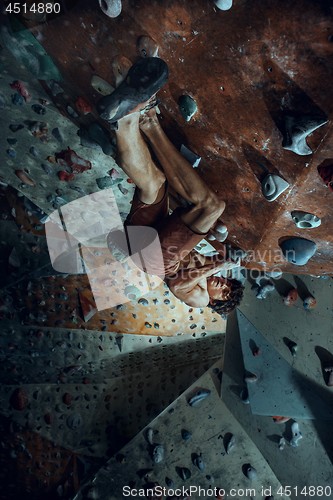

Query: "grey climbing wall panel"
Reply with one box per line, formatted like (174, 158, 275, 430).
(0, 321, 224, 457)
(73, 363, 290, 500)
(236, 309, 333, 419)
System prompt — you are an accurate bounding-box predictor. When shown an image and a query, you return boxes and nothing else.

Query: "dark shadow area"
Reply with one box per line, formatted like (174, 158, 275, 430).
(293, 275, 313, 301)
(272, 277, 296, 297)
(266, 434, 281, 444)
(224, 310, 333, 467)
(242, 142, 281, 182)
(260, 44, 328, 141)
(315, 346, 333, 386)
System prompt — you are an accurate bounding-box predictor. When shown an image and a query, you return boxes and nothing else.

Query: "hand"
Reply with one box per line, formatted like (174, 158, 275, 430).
(216, 258, 241, 271)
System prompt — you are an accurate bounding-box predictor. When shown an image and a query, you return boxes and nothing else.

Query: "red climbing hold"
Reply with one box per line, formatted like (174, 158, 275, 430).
(58, 171, 75, 182)
(56, 147, 92, 174)
(10, 80, 31, 102)
(75, 96, 92, 115)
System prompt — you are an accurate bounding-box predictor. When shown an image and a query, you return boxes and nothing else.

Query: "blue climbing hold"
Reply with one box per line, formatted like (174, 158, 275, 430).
(279, 237, 317, 266)
(11, 93, 24, 106)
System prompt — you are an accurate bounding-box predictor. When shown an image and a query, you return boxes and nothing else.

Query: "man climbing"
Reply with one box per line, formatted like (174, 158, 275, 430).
(98, 56, 244, 315)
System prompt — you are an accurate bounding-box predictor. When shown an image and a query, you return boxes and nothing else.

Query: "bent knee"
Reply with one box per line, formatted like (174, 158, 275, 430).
(201, 195, 225, 218)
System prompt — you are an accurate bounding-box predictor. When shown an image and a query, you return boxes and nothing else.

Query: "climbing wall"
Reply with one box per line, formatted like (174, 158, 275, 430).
(73, 362, 291, 500)
(6, 0, 331, 274)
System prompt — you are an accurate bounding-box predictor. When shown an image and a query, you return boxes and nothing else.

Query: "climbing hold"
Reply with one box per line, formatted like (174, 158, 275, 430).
(153, 322, 159, 329)
(291, 211, 321, 229)
(10, 80, 31, 101)
(193, 454, 205, 471)
(165, 477, 174, 488)
(52, 127, 64, 143)
(215, 0, 233, 10)
(98, 0, 122, 18)
(181, 429, 192, 441)
(255, 282, 275, 300)
(290, 421, 303, 447)
(278, 437, 286, 451)
(9, 124, 24, 132)
(151, 444, 164, 463)
(286, 339, 298, 357)
(124, 285, 140, 300)
(91, 75, 114, 96)
(118, 183, 129, 195)
(96, 176, 113, 190)
(303, 296, 317, 310)
(10, 388, 28, 410)
(245, 465, 257, 481)
(7, 148, 16, 158)
(75, 96, 92, 115)
(63, 393, 72, 405)
(279, 237, 317, 266)
(137, 35, 159, 58)
(225, 434, 236, 454)
(244, 372, 258, 383)
(188, 388, 211, 406)
(261, 174, 289, 202)
(283, 288, 298, 306)
(7, 138, 17, 145)
(115, 334, 123, 352)
(145, 322, 152, 328)
(78, 289, 97, 322)
(32, 104, 46, 115)
(282, 114, 328, 155)
(11, 93, 24, 105)
(48, 79, 64, 96)
(138, 298, 149, 306)
(146, 428, 154, 445)
(176, 467, 191, 480)
(272, 416, 290, 424)
(324, 367, 333, 387)
(317, 163, 333, 191)
(29, 146, 39, 157)
(178, 95, 198, 122)
(66, 413, 82, 429)
(66, 105, 79, 118)
(15, 170, 36, 186)
(240, 387, 249, 404)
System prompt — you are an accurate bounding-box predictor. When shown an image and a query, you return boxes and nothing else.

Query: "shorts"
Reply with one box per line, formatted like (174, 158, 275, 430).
(125, 184, 208, 277)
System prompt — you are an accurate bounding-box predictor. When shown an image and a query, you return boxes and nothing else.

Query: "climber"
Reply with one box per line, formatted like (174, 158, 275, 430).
(98, 56, 244, 314)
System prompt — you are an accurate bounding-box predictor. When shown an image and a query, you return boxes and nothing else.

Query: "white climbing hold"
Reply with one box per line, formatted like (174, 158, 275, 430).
(98, 0, 122, 18)
(261, 174, 289, 202)
(215, 0, 233, 10)
(290, 421, 303, 447)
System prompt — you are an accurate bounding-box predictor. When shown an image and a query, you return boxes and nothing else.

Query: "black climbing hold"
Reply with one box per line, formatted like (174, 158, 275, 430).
(32, 104, 46, 115)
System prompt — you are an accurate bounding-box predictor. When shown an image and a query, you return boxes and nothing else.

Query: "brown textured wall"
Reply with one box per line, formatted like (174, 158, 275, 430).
(30, 0, 333, 275)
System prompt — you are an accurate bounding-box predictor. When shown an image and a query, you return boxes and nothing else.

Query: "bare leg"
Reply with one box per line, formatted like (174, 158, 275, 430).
(140, 110, 225, 233)
(115, 112, 166, 204)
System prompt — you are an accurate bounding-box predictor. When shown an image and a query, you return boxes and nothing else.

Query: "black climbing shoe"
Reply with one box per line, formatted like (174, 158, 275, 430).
(97, 57, 169, 124)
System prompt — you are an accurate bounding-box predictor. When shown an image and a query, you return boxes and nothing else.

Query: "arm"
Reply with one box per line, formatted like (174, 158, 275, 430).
(166, 262, 225, 308)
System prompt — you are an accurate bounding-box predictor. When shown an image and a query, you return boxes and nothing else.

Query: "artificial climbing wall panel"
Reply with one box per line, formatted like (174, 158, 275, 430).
(0, 322, 224, 492)
(11, 0, 333, 274)
(235, 274, 333, 413)
(73, 363, 291, 500)
(221, 306, 333, 499)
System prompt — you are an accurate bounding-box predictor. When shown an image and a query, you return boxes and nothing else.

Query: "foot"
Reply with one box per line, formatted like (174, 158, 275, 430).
(97, 57, 169, 123)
